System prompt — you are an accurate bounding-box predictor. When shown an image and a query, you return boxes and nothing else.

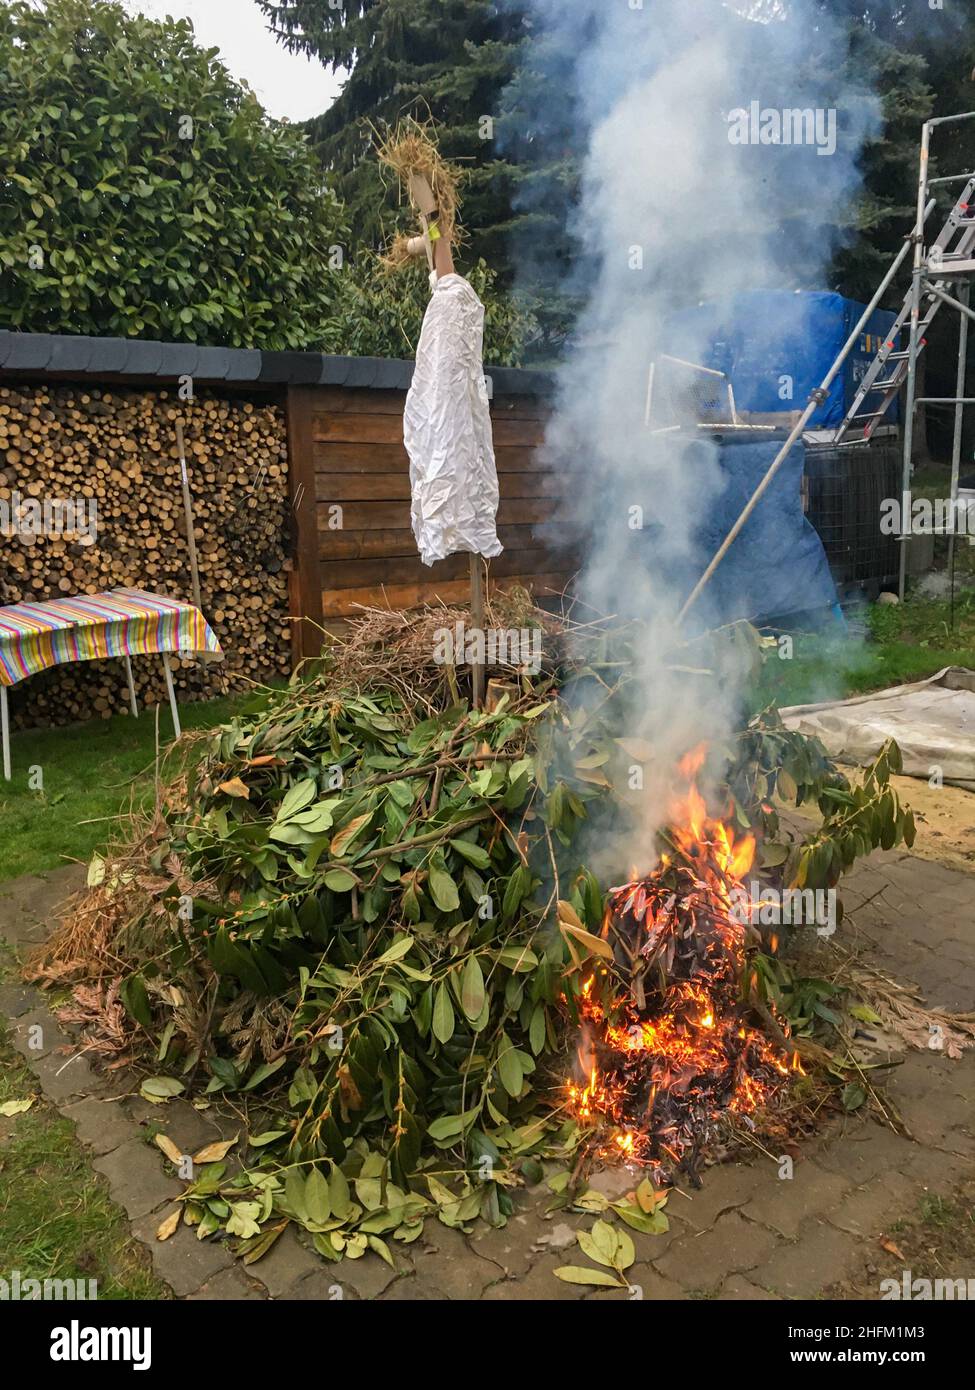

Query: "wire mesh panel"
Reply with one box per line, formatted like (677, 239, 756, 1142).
(803, 441, 900, 587)
(646, 355, 736, 430)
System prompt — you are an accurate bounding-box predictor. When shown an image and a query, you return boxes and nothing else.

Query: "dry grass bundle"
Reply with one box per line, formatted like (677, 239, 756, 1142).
(314, 587, 558, 713)
(850, 963, 975, 1060)
(374, 117, 464, 271)
(29, 770, 217, 990)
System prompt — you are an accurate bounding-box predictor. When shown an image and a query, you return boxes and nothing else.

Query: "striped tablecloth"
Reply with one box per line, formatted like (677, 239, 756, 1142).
(0, 589, 222, 687)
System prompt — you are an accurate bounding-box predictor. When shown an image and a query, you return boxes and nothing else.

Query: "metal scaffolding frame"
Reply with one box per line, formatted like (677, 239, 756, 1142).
(677, 114, 975, 625)
(838, 112, 975, 600)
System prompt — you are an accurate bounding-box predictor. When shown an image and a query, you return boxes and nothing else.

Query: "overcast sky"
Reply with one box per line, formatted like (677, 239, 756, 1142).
(120, 0, 344, 121)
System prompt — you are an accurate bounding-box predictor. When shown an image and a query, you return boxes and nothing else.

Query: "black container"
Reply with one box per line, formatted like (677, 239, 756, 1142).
(803, 440, 900, 594)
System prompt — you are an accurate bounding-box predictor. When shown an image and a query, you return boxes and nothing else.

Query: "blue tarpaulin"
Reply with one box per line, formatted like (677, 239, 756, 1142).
(667, 290, 898, 429)
(680, 435, 839, 627)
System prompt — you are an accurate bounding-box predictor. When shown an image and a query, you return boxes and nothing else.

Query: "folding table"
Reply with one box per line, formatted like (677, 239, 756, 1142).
(0, 588, 222, 780)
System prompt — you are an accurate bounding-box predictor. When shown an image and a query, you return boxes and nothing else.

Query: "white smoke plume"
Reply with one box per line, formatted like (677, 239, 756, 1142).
(503, 0, 882, 869)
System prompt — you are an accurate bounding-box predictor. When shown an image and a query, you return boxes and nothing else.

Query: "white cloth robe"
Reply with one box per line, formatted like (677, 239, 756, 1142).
(403, 273, 503, 566)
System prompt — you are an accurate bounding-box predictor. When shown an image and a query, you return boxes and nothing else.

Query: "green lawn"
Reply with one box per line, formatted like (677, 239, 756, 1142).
(0, 690, 269, 883)
(752, 591, 975, 712)
(0, 946, 167, 1299)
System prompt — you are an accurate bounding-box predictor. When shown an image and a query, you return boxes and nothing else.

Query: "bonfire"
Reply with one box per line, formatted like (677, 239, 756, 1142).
(569, 745, 797, 1183)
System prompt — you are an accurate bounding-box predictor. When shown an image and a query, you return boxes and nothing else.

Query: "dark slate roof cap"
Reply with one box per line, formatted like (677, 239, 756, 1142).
(48, 335, 95, 372)
(223, 349, 262, 382)
(192, 346, 231, 380)
(122, 340, 165, 375)
(156, 343, 200, 379)
(259, 351, 321, 384)
(4, 333, 55, 370)
(490, 367, 555, 396)
(341, 357, 386, 388)
(84, 337, 129, 372)
(0, 330, 554, 395)
(371, 359, 414, 390)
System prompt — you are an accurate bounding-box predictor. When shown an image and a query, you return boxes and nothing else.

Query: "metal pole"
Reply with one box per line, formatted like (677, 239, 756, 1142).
(124, 655, 139, 719)
(162, 652, 181, 738)
(948, 281, 971, 625)
(678, 226, 920, 623)
(926, 284, 975, 326)
(899, 120, 933, 601)
(1, 684, 10, 782)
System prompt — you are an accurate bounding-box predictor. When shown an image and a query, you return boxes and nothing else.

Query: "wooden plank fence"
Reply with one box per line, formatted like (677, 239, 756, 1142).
(287, 384, 574, 659)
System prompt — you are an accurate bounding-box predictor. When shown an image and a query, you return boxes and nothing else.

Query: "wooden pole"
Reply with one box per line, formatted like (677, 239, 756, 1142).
(470, 552, 485, 710)
(175, 420, 202, 614)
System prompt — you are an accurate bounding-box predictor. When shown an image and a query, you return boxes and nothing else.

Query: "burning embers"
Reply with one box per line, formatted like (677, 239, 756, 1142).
(568, 748, 793, 1181)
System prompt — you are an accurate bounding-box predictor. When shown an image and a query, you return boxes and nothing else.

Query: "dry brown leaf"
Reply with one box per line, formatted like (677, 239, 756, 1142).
(330, 812, 372, 857)
(192, 1135, 238, 1165)
(154, 1133, 184, 1166)
(880, 1237, 906, 1260)
(217, 777, 250, 799)
(558, 903, 614, 962)
(557, 900, 585, 931)
(156, 1208, 182, 1241)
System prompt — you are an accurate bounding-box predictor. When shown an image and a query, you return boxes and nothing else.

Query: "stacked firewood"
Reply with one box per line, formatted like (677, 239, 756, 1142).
(0, 383, 293, 729)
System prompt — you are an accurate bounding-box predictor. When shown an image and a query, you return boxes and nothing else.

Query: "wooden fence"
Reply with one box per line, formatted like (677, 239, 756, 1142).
(287, 384, 573, 659)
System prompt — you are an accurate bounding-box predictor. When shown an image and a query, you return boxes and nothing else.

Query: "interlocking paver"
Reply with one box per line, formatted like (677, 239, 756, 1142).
(2, 849, 974, 1301)
(753, 1218, 859, 1297)
(654, 1211, 781, 1289)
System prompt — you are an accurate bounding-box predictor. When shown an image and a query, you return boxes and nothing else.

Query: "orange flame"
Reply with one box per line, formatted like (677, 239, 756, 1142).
(567, 743, 789, 1172)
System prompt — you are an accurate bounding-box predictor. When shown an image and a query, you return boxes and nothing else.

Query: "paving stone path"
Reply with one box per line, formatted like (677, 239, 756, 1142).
(1, 848, 972, 1301)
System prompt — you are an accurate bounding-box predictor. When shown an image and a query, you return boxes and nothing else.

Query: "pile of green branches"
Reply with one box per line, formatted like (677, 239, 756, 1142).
(38, 615, 918, 1265)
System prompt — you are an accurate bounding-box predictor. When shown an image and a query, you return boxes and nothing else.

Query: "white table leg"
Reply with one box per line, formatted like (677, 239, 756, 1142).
(1, 684, 10, 782)
(161, 653, 181, 738)
(124, 655, 139, 718)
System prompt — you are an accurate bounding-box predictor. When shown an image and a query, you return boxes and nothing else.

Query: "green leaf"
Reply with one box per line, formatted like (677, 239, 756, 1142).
(427, 1107, 479, 1142)
(497, 944, 539, 973)
(329, 1164, 353, 1219)
(275, 783, 317, 822)
(449, 839, 491, 870)
(248, 1130, 288, 1147)
(432, 984, 455, 1044)
(529, 1003, 546, 1056)
(497, 1034, 523, 1097)
(429, 860, 460, 913)
(323, 868, 359, 893)
(242, 1056, 286, 1090)
(841, 1082, 867, 1112)
(304, 1168, 332, 1224)
(119, 972, 152, 1029)
(578, 1219, 619, 1269)
(139, 1076, 184, 1103)
(367, 1234, 395, 1267)
(460, 954, 486, 1021)
(375, 935, 415, 966)
(284, 1169, 308, 1223)
(553, 1266, 623, 1287)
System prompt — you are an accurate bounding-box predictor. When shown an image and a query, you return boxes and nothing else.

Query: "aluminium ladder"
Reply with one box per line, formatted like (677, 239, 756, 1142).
(835, 172, 975, 444)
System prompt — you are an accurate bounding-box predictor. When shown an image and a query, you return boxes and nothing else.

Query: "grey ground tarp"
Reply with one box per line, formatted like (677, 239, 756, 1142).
(780, 667, 975, 787)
